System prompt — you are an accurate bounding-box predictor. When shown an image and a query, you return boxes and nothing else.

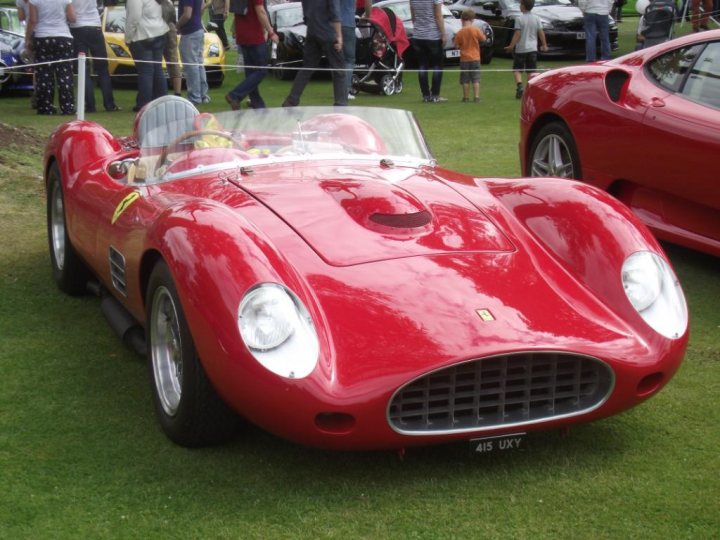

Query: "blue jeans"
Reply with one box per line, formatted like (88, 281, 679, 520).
(411, 38, 444, 98)
(584, 13, 611, 62)
(129, 35, 167, 110)
(227, 42, 269, 108)
(179, 28, 208, 103)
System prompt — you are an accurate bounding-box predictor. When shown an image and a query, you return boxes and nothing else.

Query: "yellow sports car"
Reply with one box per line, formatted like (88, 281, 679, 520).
(102, 6, 225, 87)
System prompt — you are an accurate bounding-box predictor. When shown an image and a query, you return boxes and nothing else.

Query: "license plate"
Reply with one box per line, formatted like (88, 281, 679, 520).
(576, 32, 586, 39)
(471, 433, 526, 454)
(445, 49, 460, 58)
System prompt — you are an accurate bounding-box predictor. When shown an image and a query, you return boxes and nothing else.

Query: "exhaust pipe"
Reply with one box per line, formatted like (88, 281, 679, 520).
(100, 294, 147, 357)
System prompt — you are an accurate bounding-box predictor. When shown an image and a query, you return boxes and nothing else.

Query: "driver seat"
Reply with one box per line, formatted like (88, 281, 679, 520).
(135, 95, 200, 149)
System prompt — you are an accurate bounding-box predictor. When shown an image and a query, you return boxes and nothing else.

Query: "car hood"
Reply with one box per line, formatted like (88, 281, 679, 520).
(534, 5, 583, 23)
(236, 164, 515, 266)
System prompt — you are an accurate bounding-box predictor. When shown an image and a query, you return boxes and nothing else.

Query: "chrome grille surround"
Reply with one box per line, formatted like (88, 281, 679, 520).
(387, 352, 614, 435)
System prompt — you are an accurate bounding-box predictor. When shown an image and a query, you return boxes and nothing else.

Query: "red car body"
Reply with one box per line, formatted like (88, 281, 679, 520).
(44, 102, 688, 451)
(520, 30, 720, 258)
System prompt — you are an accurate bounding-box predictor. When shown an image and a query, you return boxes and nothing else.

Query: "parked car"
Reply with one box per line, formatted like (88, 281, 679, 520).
(267, 1, 307, 80)
(102, 6, 225, 87)
(520, 30, 720, 257)
(43, 98, 688, 450)
(376, 0, 494, 65)
(448, 0, 618, 57)
(0, 28, 33, 94)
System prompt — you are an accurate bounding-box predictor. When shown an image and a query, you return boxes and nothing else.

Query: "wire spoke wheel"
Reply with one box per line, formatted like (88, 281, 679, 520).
(49, 179, 66, 271)
(150, 285, 183, 417)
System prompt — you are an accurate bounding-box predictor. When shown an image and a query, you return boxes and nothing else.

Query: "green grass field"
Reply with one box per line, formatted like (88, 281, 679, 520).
(1, 20, 719, 539)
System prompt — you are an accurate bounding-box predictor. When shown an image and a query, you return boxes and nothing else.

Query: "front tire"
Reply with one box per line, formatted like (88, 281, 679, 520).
(528, 122, 582, 179)
(146, 262, 238, 447)
(46, 162, 89, 295)
(481, 47, 493, 65)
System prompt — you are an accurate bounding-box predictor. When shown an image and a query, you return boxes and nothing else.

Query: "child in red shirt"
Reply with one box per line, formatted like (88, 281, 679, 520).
(452, 9, 486, 102)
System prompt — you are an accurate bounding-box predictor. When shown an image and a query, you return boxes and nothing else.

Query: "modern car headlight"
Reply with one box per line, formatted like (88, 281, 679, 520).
(238, 283, 319, 379)
(208, 43, 220, 57)
(108, 43, 131, 58)
(622, 251, 687, 339)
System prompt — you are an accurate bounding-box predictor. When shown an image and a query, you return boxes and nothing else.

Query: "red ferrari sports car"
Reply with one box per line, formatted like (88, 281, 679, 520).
(520, 30, 720, 258)
(45, 97, 688, 451)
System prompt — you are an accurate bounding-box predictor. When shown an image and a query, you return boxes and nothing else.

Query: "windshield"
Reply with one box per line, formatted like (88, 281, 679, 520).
(274, 5, 304, 27)
(136, 107, 434, 183)
(104, 7, 126, 33)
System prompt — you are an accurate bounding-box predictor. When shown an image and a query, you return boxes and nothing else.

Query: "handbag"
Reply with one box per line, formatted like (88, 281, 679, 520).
(229, 0, 248, 15)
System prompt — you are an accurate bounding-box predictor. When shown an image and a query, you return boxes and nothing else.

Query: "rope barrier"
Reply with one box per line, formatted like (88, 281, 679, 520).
(6, 14, 718, 119)
(4, 54, 555, 76)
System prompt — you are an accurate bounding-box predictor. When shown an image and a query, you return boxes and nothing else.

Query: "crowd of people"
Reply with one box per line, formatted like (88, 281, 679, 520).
(14, 0, 720, 114)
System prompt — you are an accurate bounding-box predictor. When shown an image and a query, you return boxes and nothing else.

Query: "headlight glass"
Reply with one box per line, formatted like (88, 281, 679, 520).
(621, 251, 687, 339)
(208, 43, 220, 57)
(238, 284, 319, 378)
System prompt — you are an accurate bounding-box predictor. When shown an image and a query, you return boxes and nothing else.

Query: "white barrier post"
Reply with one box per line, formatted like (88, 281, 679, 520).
(77, 52, 86, 121)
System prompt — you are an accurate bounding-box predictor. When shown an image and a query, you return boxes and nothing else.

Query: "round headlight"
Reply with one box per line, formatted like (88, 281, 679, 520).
(238, 284, 319, 379)
(622, 251, 663, 311)
(239, 285, 296, 351)
(621, 251, 687, 339)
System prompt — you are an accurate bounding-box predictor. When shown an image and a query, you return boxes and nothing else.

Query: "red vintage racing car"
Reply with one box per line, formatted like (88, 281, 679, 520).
(45, 98, 688, 450)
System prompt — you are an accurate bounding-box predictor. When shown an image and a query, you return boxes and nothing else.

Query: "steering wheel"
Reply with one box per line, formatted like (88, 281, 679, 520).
(155, 129, 246, 174)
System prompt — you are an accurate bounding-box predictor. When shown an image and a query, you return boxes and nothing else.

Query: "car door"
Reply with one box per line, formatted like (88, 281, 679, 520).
(638, 41, 720, 240)
(471, 0, 515, 50)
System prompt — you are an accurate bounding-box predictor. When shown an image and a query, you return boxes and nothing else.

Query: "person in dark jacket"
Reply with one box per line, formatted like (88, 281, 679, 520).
(282, 0, 347, 107)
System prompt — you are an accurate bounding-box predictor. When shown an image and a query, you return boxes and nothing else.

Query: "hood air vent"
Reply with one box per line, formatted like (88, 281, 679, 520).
(369, 210, 432, 229)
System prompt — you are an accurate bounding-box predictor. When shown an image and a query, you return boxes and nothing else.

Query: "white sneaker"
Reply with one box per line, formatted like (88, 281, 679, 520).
(347, 94, 356, 100)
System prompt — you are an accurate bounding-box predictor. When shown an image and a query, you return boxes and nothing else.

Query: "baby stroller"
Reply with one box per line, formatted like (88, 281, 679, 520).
(636, 0, 676, 48)
(351, 7, 409, 96)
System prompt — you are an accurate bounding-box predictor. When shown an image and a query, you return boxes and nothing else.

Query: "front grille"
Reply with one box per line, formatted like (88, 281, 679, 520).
(388, 353, 613, 434)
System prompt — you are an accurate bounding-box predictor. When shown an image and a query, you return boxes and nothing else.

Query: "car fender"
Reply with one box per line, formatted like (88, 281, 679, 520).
(452, 175, 678, 340)
(44, 120, 124, 187)
(141, 197, 328, 402)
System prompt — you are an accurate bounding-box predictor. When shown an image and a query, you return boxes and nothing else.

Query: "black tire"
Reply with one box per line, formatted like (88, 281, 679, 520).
(527, 121, 582, 179)
(481, 47, 493, 65)
(46, 162, 89, 295)
(272, 43, 296, 81)
(146, 261, 239, 447)
(349, 74, 360, 96)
